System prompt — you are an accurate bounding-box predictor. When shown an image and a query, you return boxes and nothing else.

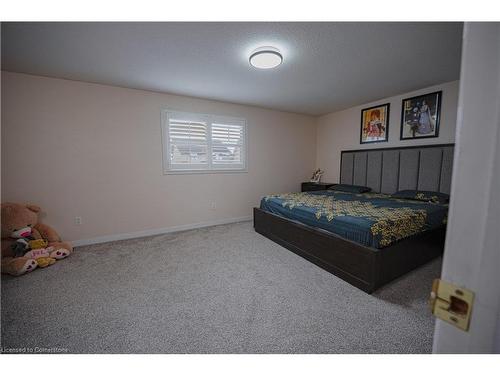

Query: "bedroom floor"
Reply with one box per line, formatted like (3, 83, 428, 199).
(1, 221, 440, 353)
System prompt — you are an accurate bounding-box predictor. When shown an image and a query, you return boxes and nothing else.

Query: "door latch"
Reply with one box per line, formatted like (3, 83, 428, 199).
(430, 278, 474, 331)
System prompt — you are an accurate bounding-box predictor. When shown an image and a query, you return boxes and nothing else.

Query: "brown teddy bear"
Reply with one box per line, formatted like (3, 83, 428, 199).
(1, 203, 72, 276)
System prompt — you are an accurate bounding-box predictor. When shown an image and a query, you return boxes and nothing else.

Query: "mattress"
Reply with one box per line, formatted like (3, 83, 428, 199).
(260, 190, 448, 249)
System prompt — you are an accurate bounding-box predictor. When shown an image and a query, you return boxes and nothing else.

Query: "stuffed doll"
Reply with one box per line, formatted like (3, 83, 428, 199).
(1, 257, 38, 276)
(1, 203, 73, 276)
(9, 228, 47, 257)
(36, 257, 56, 268)
(29, 239, 49, 249)
(24, 247, 52, 259)
(11, 238, 31, 257)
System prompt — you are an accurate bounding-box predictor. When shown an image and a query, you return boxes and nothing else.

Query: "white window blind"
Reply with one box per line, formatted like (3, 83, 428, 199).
(163, 111, 247, 173)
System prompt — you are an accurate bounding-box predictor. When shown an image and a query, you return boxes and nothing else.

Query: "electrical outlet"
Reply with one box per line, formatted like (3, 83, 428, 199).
(210, 201, 217, 210)
(75, 216, 82, 225)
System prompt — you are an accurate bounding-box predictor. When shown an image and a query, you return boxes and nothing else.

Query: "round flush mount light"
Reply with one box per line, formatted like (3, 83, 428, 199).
(249, 46, 283, 69)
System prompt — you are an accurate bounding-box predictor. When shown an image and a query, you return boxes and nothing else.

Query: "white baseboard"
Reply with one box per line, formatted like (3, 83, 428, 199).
(72, 216, 252, 247)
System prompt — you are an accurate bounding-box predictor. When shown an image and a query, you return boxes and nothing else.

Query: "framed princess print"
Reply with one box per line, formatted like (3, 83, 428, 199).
(400, 91, 442, 140)
(360, 103, 390, 144)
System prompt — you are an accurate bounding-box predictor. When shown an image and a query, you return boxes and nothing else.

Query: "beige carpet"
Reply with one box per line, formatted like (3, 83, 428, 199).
(1, 221, 440, 353)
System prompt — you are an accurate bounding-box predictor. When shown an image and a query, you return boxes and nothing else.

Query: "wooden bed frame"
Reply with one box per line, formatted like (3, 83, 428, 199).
(254, 208, 445, 293)
(253, 144, 453, 293)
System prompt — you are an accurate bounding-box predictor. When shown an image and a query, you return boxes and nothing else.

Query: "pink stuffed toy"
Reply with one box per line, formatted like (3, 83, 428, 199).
(24, 247, 51, 259)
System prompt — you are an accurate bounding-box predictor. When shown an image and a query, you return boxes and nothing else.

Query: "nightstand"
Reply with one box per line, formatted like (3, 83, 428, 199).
(301, 182, 335, 192)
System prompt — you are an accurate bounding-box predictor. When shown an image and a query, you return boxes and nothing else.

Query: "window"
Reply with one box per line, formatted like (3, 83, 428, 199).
(162, 110, 247, 173)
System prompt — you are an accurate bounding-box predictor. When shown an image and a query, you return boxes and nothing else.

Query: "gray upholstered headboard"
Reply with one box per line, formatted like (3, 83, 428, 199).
(340, 144, 455, 194)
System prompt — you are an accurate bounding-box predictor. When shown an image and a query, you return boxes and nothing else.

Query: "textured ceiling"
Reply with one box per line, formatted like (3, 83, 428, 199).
(1, 22, 463, 115)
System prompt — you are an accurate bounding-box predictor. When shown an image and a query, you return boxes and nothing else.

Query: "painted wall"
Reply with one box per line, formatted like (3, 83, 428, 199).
(315, 80, 459, 183)
(433, 23, 500, 354)
(1, 72, 316, 243)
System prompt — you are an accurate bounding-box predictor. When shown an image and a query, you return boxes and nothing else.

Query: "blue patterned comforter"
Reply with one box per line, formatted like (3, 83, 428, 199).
(260, 190, 448, 249)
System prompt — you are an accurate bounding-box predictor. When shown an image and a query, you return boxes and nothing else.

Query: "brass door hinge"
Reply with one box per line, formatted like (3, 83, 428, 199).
(430, 278, 474, 331)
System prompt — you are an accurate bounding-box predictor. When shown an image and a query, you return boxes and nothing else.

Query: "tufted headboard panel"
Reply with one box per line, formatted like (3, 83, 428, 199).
(340, 144, 455, 194)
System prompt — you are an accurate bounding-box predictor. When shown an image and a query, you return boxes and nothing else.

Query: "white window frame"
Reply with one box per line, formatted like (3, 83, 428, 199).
(161, 110, 248, 174)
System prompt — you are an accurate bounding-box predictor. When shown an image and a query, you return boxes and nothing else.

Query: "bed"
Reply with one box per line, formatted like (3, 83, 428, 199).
(254, 143, 454, 293)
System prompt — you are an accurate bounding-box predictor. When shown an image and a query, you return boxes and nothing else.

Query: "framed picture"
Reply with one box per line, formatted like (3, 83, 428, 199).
(400, 91, 442, 140)
(360, 103, 390, 144)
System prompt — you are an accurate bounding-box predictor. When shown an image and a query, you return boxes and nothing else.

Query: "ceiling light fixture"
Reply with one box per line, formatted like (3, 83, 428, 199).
(249, 46, 283, 69)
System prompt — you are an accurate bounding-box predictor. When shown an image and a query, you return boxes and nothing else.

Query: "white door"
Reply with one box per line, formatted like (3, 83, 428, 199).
(432, 22, 500, 353)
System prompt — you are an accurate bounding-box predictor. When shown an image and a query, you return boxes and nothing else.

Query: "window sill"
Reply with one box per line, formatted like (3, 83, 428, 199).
(163, 169, 248, 175)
